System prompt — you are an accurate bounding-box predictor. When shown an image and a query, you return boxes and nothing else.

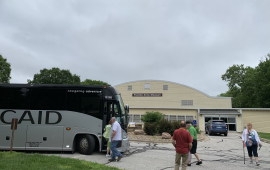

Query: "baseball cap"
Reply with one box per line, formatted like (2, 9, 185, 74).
(186, 121, 191, 125)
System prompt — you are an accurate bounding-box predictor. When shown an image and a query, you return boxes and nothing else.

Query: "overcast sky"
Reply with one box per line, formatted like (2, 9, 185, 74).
(0, 0, 269, 96)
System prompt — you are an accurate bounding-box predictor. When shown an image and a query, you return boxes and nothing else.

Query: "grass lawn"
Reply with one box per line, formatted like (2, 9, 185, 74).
(0, 151, 121, 170)
(258, 132, 270, 140)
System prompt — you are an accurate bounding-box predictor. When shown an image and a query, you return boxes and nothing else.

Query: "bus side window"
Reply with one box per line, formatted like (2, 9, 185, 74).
(30, 88, 66, 110)
(66, 90, 102, 119)
(0, 88, 30, 109)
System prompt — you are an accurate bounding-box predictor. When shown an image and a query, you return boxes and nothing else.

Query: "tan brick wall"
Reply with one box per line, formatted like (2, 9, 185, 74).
(236, 116, 242, 132)
(242, 110, 270, 133)
(199, 115, 205, 131)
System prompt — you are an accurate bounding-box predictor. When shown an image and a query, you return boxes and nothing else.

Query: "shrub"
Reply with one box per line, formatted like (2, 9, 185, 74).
(144, 122, 158, 135)
(195, 127, 201, 134)
(171, 121, 181, 131)
(158, 120, 181, 136)
(158, 119, 173, 135)
(141, 111, 164, 124)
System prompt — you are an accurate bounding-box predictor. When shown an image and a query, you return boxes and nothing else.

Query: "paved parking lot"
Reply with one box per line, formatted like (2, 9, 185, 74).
(53, 133, 270, 170)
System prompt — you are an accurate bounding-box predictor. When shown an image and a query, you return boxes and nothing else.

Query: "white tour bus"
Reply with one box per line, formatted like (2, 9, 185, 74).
(0, 84, 129, 155)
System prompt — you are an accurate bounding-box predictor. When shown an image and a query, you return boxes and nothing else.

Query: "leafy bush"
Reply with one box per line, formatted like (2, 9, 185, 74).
(144, 122, 158, 135)
(141, 111, 164, 123)
(158, 119, 173, 135)
(158, 120, 181, 136)
(171, 121, 181, 131)
(195, 127, 201, 134)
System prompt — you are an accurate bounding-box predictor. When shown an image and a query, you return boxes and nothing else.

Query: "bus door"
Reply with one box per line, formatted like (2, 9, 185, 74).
(112, 102, 124, 149)
(102, 102, 112, 150)
(102, 102, 122, 149)
(103, 102, 120, 126)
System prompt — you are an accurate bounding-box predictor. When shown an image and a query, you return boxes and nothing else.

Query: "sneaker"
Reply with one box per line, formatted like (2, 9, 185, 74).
(187, 163, 191, 166)
(117, 156, 123, 162)
(196, 160, 202, 165)
(108, 158, 116, 162)
(256, 162, 260, 166)
(250, 161, 253, 164)
(106, 154, 110, 157)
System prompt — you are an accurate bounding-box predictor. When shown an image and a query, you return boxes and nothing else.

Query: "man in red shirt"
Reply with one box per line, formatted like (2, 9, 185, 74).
(172, 121, 193, 170)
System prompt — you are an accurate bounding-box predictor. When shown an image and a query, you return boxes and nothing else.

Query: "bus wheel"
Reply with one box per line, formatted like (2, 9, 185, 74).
(77, 135, 95, 155)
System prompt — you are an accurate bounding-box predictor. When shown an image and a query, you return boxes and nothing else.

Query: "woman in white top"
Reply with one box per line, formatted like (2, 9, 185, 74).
(242, 123, 262, 166)
(103, 120, 112, 157)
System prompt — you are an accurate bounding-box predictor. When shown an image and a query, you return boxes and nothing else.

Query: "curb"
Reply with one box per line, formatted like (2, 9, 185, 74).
(198, 132, 205, 142)
(260, 137, 270, 143)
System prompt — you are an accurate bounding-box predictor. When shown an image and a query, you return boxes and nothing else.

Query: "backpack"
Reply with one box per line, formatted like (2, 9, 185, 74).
(246, 130, 257, 147)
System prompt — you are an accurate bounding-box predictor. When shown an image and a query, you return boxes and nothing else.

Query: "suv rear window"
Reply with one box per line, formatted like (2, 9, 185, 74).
(212, 121, 225, 125)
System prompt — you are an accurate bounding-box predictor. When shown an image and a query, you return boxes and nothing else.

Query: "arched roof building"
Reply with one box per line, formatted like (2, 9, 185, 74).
(115, 80, 270, 133)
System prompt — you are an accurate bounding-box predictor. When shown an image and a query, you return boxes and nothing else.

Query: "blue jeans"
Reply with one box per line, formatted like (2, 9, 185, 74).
(110, 140, 122, 159)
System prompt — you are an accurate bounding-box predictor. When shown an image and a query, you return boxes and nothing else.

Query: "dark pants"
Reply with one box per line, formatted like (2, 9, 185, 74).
(110, 140, 122, 159)
(247, 145, 258, 157)
(190, 140, 197, 154)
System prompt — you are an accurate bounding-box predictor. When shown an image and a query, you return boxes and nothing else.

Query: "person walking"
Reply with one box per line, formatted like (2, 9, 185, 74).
(172, 121, 193, 170)
(186, 121, 202, 166)
(108, 117, 123, 162)
(103, 120, 112, 157)
(242, 123, 262, 166)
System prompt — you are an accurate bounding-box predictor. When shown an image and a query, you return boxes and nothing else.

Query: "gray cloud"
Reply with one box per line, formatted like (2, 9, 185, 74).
(0, 0, 269, 96)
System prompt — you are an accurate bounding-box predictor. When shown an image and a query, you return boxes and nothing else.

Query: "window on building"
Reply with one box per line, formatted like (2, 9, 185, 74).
(133, 115, 142, 123)
(127, 86, 132, 91)
(0, 88, 30, 109)
(144, 83, 150, 89)
(128, 114, 195, 123)
(170, 115, 177, 122)
(186, 116, 194, 121)
(181, 100, 193, 106)
(30, 88, 66, 110)
(178, 116, 185, 121)
(164, 115, 168, 121)
(163, 85, 168, 90)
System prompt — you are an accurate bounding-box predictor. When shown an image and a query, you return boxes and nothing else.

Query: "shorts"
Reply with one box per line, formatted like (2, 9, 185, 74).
(247, 145, 258, 157)
(105, 138, 111, 148)
(190, 140, 197, 154)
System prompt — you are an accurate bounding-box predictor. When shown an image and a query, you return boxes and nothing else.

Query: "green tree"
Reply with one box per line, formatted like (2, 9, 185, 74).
(27, 67, 80, 85)
(254, 54, 270, 107)
(221, 53, 270, 108)
(221, 64, 249, 107)
(0, 55, 11, 83)
(219, 87, 241, 108)
(81, 79, 110, 86)
(141, 111, 164, 124)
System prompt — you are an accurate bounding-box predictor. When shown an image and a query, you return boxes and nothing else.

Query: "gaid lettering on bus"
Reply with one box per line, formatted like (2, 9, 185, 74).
(0, 110, 62, 124)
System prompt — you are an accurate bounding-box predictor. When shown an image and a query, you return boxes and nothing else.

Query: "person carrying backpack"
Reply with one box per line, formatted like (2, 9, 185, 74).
(242, 123, 262, 166)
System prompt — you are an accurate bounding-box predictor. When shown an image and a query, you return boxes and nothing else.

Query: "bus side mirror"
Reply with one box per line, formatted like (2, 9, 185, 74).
(125, 104, 129, 113)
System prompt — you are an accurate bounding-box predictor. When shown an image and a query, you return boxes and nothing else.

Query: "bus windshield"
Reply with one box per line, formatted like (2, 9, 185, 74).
(116, 95, 127, 124)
